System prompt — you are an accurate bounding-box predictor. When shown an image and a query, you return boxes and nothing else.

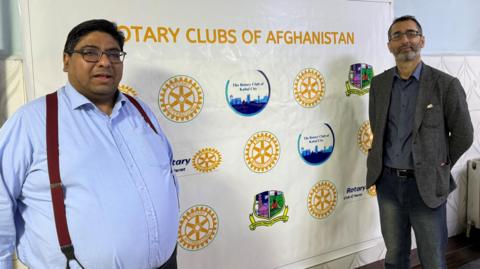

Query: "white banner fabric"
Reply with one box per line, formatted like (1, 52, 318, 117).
(20, 0, 394, 268)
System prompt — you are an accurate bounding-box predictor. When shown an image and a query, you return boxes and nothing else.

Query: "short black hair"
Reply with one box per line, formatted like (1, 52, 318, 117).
(63, 19, 125, 53)
(388, 15, 423, 39)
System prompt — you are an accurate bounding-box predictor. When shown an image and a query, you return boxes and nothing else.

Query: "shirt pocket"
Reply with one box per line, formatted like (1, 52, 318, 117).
(131, 126, 171, 168)
(422, 104, 442, 128)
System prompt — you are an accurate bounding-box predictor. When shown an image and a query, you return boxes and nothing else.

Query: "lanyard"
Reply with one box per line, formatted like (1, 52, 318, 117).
(45, 91, 156, 268)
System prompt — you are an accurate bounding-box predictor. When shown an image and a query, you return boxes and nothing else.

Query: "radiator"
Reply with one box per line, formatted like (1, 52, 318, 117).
(467, 159, 480, 237)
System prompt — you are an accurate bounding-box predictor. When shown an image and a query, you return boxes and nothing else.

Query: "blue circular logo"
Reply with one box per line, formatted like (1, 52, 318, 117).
(297, 123, 335, 165)
(225, 70, 271, 116)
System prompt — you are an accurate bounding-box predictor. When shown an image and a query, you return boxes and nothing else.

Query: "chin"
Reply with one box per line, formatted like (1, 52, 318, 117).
(396, 51, 419, 62)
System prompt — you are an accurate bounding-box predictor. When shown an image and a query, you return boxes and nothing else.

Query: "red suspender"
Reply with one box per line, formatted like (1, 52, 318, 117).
(45, 92, 156, 268)
(46, 92, 83, 269)
(124, 94, 158, 134)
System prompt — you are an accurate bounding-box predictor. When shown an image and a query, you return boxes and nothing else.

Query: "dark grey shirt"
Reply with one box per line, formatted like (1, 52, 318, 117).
(383, 62, 423, 169)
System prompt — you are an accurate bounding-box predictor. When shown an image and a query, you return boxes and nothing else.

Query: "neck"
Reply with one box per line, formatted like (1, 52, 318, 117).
(82, 90, 117, 115)
(395, 58, 421, 79)
(95, 100, 115, 115)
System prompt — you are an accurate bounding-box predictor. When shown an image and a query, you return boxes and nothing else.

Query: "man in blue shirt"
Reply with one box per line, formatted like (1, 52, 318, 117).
(0, 19, 179, 269)
(367, 15, 473, 268)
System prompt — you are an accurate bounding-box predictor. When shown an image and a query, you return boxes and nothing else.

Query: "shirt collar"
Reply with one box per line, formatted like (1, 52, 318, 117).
(394, 61, 423, 81)
(64, 82, 127, 111)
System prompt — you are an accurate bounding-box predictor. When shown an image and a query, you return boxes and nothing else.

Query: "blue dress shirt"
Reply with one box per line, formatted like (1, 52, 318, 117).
(384, 62, 423, 169)
(0, 83, 179, 269)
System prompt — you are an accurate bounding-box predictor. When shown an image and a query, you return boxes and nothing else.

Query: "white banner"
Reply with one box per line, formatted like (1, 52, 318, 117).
(21, 0, 394, 268)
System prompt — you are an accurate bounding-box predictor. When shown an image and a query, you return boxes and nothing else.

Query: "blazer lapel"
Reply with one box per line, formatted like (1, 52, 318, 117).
(377, 68, 395, 125)
(414, 64, 434, 133)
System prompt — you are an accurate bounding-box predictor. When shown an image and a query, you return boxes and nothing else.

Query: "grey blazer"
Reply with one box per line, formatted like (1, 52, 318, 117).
(366, 63, 473, 208)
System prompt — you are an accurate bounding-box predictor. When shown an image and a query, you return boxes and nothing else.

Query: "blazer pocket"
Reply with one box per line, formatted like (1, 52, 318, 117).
(435, 164, 451, 196)
(422, 105, 442, 128)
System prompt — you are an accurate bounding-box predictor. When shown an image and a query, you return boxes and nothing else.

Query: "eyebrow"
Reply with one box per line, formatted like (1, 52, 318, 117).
(77, 45, 121, 51)
(392, 28, 418, 34)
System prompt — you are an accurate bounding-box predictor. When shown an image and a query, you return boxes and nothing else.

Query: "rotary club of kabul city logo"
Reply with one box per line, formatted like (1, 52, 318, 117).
(226, 70, 271, 116)
(345, 63, 373, 96)
(308, 180, 338, 219)
(119, 84, 138, 96)
(298, 123, 335, 165)
(178, 205, 218, 251)
(357, 121, 373, 154)
(293, 68, 326, 108)
(249, 190, 289, 230)
(159, 75, 204, 122)
(192, 148, 222, 173)
(244, 131, 280, 173)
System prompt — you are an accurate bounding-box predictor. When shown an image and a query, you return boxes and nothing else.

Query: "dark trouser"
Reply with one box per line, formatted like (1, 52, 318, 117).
(158, 247, 177, 269)
(376, 168, 447, 269)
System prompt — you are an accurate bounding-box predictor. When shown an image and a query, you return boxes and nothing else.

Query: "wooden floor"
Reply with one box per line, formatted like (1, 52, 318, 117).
(357, 228, 480, 269)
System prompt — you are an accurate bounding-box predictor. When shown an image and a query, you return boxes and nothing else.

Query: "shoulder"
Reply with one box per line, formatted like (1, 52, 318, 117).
(422, 64, 457, 83)
(123, 94, 155, 116)
(3, 95, 47, 127)
(0, 95, 49, 149)
(372, 67, 395, 83)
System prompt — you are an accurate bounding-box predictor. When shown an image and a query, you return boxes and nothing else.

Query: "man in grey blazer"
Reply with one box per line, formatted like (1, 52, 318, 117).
(367, 15, 473, 268)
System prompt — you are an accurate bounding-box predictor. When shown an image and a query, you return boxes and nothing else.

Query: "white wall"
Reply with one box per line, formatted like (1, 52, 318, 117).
(394, 0, 480, 54)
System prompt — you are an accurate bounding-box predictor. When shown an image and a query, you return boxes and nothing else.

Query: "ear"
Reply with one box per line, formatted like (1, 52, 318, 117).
(420, 35, 425, 49)
(63, 53, 70, 72)
(387, 41, 393, 53)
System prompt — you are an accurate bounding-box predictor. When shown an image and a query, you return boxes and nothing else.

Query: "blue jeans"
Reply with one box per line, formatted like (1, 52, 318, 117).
(376, 168, 447, 269)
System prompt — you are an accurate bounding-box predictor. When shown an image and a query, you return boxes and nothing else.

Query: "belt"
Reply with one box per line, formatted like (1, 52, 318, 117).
(384, 166, 415, 178)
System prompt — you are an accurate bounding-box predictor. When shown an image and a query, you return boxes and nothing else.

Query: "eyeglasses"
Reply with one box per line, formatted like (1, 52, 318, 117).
(389, 30, 422, 41)
(69, 48, 127, 63)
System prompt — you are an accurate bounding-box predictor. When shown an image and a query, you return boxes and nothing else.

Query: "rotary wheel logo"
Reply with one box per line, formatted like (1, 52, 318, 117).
(293, 68, 325, 108)
(119, 84, 138, 96)
(244, 131, 280, 173)
(192, 148, 222, 173)
(159, 75, 204, 122)
(308, 180, 338, 219)
(357, 121, 373, 154)
(367, 185, 377, 196)
(178, 205, 218, 251)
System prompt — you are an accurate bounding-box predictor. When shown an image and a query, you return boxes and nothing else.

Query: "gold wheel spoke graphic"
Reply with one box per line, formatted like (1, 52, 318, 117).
(314, 194, 322, 206)
(186, 222, 196, 230)
(264, 144, 272, 152)
(170, 91, 180, 99)
(294, 69, 325, 108)
(193, 148, 222, 173)
(184, 91, 193, 99)
(187, 228, 197, 238)
(178, 206, 218, 250)
(170, 98, 180, 107)
(245, 132, 279, 173)
(308, 181, 337, 219)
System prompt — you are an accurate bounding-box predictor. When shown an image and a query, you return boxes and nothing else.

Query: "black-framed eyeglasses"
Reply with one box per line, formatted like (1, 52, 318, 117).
(69, 48, 127, 63)
(389, 30, 422, 41)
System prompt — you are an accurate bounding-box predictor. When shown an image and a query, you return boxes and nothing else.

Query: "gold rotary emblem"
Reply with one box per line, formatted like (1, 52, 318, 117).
(357, 121, 373, 154)
(192, 148, 222, 173)
(159, 76, 203, 122)
(119, 84, 138, 96)
(244, 131, 280, 173)
(293, 68, 325, 107)
(178, 205, 218, 251)
(367, 185, 377, 196)
(308, 180, 338, 219)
